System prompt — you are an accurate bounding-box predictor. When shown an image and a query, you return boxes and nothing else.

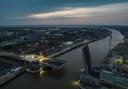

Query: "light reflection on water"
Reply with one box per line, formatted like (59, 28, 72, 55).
(1, 30, 123, 89)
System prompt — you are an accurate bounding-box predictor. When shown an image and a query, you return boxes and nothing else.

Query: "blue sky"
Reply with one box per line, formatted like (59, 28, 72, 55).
(0, 0, 128, 25)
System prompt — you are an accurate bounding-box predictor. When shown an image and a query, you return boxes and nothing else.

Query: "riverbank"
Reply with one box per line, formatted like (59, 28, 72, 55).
(48, 29, 114, 59)
(1, 29, 123, 89)
(0, 39, 106, 87)
(48, 38, 109, 59)
(0, 29, 112, 87)
(0, 67, 24, 86)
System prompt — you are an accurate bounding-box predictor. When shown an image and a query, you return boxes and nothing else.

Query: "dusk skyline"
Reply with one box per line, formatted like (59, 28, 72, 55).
(0, 0, 128, 26)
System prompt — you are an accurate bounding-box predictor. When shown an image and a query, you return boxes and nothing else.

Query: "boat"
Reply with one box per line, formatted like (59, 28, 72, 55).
(42, 59, 66, 70)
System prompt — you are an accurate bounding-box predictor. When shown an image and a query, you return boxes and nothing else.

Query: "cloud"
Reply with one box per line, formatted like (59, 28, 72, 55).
(8, 3, 128, 25)
(22, 3, 128, 19)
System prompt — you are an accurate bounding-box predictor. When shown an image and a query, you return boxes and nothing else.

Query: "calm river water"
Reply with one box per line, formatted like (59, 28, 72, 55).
(1, 29, 123, 89)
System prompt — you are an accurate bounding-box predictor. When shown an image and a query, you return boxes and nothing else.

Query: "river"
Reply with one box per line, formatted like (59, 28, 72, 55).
(1, 29, 123, 89)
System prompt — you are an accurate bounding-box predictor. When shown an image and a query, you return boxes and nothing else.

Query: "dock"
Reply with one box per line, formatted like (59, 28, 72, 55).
(43, 59, 66, 70)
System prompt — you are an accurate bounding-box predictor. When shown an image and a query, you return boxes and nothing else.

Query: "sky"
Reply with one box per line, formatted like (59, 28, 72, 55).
(0, 0, 128, 26)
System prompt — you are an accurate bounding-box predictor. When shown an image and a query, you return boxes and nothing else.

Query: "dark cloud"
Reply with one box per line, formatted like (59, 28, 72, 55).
(0, 0, 128, 25)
